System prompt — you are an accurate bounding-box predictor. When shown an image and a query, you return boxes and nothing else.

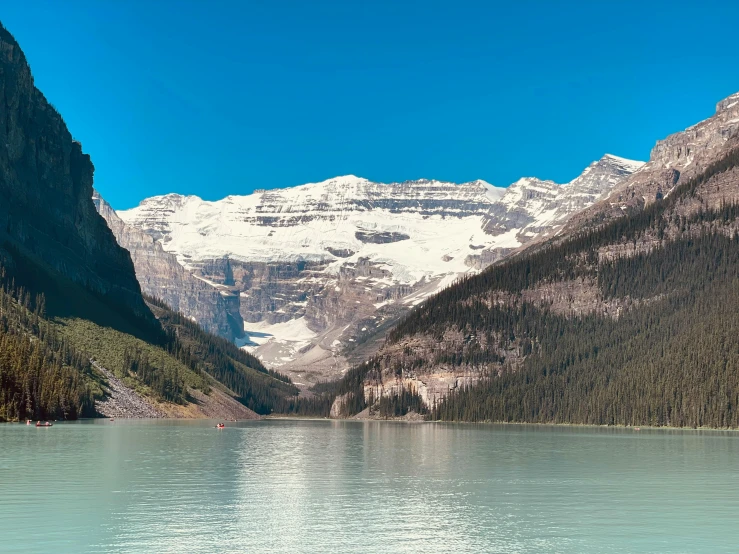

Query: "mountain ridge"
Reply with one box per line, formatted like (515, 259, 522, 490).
(564, 89, 739, 234)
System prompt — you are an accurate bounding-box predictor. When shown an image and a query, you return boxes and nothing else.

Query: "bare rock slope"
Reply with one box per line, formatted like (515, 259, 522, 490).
(94, 192, 244, 341)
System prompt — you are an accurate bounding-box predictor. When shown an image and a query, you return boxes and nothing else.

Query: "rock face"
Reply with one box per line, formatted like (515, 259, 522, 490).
(568, 92, 739, 230)
(0, 23, 147, 316)
(118, 163, 641, 382)
(93, 191, 244, 340)
(469, 154, 644, 268)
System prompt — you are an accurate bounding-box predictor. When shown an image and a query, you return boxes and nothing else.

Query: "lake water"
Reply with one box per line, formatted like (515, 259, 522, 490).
(2, 420, 739, 553)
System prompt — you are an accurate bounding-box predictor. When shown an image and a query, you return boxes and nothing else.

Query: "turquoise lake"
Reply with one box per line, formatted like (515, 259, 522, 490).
(2, 419, 739, 553)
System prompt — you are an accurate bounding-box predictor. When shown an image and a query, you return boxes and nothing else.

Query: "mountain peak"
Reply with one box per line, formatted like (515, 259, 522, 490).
(309, 175, 369, 187)
(463, 179, 505, 201)
(134, 192, 203, 211)
(716, 91, 739, 113)
(462, 179, 494, 188)
(563, 154, 643, 184)
(601, 153, 645, 170)
(508, 176, 557, 189)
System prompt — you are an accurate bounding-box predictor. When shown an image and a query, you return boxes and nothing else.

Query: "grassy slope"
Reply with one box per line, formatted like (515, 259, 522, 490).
(149, 302, 299, 414)
(54, 317, 207, 403)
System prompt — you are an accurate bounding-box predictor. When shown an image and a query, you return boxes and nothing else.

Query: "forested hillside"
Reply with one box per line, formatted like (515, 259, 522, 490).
(305, 143, 739, 427)
(0, 22, 299, 420)
(0, 268, 95, 421)
(0, 251, 300, 420)
(147, 296, 298, 414)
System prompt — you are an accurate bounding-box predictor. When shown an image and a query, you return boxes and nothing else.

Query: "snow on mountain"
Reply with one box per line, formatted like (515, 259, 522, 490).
(121, 176, 509, 281)
(119, 160, 642, 382)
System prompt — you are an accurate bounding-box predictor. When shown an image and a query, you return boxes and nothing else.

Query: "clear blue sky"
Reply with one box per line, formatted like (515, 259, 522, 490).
(3, 0, 738, 209)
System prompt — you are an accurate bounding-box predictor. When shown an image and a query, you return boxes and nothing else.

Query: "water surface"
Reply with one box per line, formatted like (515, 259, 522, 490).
(2, 419, 739, 553)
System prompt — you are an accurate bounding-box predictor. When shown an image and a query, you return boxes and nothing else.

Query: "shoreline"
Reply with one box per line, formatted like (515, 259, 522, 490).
(6, 414, 739, 434)
(268, 415, 739, 433)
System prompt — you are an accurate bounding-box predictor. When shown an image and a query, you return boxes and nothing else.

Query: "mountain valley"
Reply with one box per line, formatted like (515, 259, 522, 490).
(3, 16, 739, 429)
(114, 155, 643, 384)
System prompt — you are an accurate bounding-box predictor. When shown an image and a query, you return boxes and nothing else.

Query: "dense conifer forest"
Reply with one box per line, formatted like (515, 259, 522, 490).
(432, 233, 739, 426)
(0, 268, 95, 421)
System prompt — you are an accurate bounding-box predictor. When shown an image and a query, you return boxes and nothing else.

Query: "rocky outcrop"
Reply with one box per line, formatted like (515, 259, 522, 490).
(93, 192, 244, 340)
(355, 230, 410, 244)
(329, 393, 350, 418)
(364, 372, 477, 411)
(0, 23, 148, 316)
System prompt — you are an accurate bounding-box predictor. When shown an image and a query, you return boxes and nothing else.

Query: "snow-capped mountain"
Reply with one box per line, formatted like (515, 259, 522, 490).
(118, 156, 642, 383)
(124, 176, 505, 270)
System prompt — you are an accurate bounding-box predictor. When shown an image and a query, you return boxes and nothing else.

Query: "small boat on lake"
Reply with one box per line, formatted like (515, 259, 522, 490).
(35, 421, 53, 427)
(216, 423, 225, 429)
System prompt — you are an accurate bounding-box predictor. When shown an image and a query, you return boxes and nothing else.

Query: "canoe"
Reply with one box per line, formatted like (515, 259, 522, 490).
(35, 422, 53, 427)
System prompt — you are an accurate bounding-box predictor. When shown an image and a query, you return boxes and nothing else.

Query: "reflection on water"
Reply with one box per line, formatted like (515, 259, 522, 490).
(2, 420, 739, 553)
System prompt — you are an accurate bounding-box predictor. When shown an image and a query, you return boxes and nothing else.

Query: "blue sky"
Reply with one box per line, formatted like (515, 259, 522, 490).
(3, 0, 738, 209)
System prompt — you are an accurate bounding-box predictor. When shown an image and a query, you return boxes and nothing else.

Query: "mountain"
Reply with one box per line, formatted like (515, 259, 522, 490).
(118, 160, 641, 383)
(93, 191, 244, 341)
(567, 92, 739, 231)
(0, 22, 298, 421)
(316, 90, 739, 427)
(0, 23, 148, 320)
(470, 154, 645, 267)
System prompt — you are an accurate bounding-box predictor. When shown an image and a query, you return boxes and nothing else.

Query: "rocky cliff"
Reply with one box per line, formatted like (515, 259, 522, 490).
(119, 159, 641, 383)
(93, 191, 244, 340)
(0, 23, 148, 317)
(567, 92, 739, 231)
